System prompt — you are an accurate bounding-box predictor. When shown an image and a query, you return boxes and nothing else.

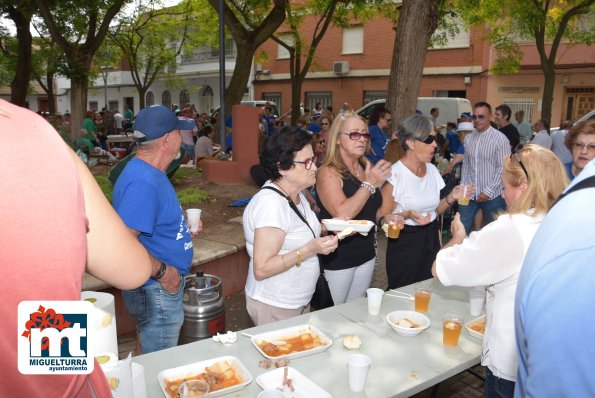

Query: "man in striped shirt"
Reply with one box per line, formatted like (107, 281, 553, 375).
(459, 102, 511, 232)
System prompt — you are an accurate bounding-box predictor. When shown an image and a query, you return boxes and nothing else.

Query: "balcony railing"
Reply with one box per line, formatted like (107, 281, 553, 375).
(180, 49, 237, 64)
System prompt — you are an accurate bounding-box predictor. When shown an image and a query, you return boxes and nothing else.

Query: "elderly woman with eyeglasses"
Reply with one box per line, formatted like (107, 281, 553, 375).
(315, 111, 391, 304)
(243, 126, 339, 325)
(377, 114, 470, 289)
(564, 120, 595, 180)
(432, 144, 569, 397)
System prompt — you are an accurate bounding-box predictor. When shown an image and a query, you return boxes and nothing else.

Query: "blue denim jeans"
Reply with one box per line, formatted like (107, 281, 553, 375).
(458, 195, 506, 233)
(485, 367, 515, 398)
(122, 277, 185, 354)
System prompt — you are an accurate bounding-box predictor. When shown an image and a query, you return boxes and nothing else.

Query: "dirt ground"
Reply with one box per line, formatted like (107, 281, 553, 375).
(91, 163, 260, 229)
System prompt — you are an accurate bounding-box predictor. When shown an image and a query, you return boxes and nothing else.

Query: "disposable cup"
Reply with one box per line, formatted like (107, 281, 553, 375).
(347, 354, 371, 392)
(186, 208, 202, 234)
(469, 287, 485, 317)
(366, 288, 384, 315)
(443, 311, 464, 347)
(178, 379, 209, 397)
(415, 286, 432, 313)
(458, 185, 470, 206)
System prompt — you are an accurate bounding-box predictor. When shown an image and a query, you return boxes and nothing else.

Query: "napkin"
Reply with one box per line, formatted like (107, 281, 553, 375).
(212, 331, 237, 346)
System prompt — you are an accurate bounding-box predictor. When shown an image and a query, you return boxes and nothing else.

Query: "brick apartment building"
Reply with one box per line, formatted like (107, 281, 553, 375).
(252, 14, 594, 127)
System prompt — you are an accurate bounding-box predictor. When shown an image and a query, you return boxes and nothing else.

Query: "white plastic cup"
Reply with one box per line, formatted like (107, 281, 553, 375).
(186, 208, 202, 234)
(469, 287, 485, 317)
(258, 390, 285, 398)
(347, 354, 371, 392)
(366, 288, 384, 315)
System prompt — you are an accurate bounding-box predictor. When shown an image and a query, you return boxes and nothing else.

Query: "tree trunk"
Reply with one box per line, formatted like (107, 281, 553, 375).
(290, 76, 303, 125)
(138, 86, 147, 110)
(224, 41, 254, 118)
(387, 0, 444, 125)
(541, 63, 555, 128)
(9, 8, 32, 107)
(69, 77, 89, 141)
(46, 73, 56, 114)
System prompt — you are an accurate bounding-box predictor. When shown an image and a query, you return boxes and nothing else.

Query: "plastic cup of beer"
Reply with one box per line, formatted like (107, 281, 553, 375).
(442, 311, 464, 347)
(387, 214, 404, 239)
(186, 208, 202, 235)
(178, 379, 210, 397)
(415, 285, 432, 313)
(458, 185, 470, 206)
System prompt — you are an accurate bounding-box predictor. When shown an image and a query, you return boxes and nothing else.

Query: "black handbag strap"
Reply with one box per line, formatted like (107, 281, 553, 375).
(262, 185, 324, 275)
(552, 175, 595, 208)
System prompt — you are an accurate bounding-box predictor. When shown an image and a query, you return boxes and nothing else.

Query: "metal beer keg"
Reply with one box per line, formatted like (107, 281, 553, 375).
(178, 272, 225, 344)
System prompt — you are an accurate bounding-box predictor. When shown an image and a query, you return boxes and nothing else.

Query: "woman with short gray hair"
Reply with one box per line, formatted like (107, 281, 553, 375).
(377, 114, 469, 289)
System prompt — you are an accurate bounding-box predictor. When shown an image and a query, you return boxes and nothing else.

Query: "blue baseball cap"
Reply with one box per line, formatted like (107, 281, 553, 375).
(133, 105, 195, 142)
(460, 112, 472, 118)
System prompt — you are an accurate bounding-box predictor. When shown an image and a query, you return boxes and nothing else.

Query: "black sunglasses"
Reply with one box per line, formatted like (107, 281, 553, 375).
(511, 144, 529, 179)
(342, 131, 371, 141)
(416, 135, 437, 144)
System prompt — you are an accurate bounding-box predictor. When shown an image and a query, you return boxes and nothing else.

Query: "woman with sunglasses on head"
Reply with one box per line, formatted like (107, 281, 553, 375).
(378, 114, 469, 289)
(243, 126, 338, 325)
(366, 107, 392, 165)
(432, 144, 569, 398)
(563, 120, 595, 180)
(315, 111, 391, 304)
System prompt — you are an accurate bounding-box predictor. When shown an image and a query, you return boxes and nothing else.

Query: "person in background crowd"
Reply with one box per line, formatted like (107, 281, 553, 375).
(178, 108, 198, 164)
(261, 106, 277, 137)
(94, 112, 108, 150)
(307, 114, 322, 134)
(434, 145, 569, 398)
(379, 115, 468, 289)
(113, 105, 195, 354)
(513, 110, 532, 144)
(459, 112, 472, 123)
(243, 126, 338, 325)
(124, 105, 134, 130)
(430, 107, 440, 129)
(495, 104, 520, 149)
(316, 111, 391, 303)
(0, 99, 153, 397)
(311, 132, 326, 168)
(550, 120, 573, 165)
(443, 122, 460, 160)
(312, 102, 323, 119)
(195, 125, 220, 164)
(366, 107, 392, 165)
(563, 120, 595, 180)
(113, 109, 124, 134)
(339, 102, 349, 115)
(325, 105, 335, 119)
(102, 109, 115, 136)
(531, 119, 552, 149)
(458, 102, 510, 233)
(82, 110, 99, 146)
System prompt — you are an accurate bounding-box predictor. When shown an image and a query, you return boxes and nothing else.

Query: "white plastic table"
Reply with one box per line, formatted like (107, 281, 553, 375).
(132, 278, 482, 397)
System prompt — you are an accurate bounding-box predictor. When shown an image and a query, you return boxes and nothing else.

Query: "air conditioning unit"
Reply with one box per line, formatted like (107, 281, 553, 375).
(255, 63, 263, 72)
(333, 61, 350, 75)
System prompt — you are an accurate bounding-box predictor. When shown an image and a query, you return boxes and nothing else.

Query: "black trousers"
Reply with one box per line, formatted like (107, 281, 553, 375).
(386, 220, 441, 290)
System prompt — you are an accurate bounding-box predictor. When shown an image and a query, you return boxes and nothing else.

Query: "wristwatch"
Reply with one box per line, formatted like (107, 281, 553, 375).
(154, 261, 167, 280)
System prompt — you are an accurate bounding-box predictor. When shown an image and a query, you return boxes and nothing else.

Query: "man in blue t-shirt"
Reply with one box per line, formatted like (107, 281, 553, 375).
(113, 105, 195, 354)
(515, 159, 595, 397)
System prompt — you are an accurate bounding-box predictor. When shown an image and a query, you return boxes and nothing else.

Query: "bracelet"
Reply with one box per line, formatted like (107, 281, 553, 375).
(377, 216, 386, 227)
(445, 195, 454, 206)
(360, 181, 376, 195)
(154, 261, 167, 280)
(295, 249, 302, 267)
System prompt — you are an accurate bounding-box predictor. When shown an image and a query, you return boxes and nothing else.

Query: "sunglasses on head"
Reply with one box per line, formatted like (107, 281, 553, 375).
(342, 131, 371, 141)
(415, 135, 437, 144)
(511, 144, 529, 179)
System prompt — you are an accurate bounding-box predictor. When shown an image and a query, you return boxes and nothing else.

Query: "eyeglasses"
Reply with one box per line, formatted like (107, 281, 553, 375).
(342, 131, 371, 141)
(320, 122, 330, 126)
(511, 144, 529, 179)
(472, 114, 487, 120)
(293, 156, 317, 170)
(415, 135, 437, 144)
(571, 142, 595, 152)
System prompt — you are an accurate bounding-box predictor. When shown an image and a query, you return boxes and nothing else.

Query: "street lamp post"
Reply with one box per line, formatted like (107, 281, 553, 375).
(218, 0, 227, 159)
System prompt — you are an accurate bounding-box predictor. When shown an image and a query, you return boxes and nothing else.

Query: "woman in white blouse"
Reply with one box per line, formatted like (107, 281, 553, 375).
(432, 144, 568, 397)
(378, 114, 467, 289)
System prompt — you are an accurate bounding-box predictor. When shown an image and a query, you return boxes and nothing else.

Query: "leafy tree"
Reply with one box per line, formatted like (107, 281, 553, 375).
(386, 0, 447, 124)
(108, 0, 199, 110)
(34, 0, 130, 139)
(456, 0, 595, 125)
(0, 0, 36, 106)
(207, 0, 287, 123)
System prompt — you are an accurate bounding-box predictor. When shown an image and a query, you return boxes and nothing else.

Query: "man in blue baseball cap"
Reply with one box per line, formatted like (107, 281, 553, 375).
(113, 105, 196, 354)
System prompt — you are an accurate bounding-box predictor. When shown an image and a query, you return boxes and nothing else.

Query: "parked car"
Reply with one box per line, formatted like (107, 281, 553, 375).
(356, 97, 473, 128)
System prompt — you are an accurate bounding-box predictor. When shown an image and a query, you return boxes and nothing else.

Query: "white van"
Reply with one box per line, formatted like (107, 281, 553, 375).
(357, 97, 472, 128)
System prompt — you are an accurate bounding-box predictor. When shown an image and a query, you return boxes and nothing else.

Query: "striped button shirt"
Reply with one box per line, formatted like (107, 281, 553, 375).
(461, 125, 511, 200)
